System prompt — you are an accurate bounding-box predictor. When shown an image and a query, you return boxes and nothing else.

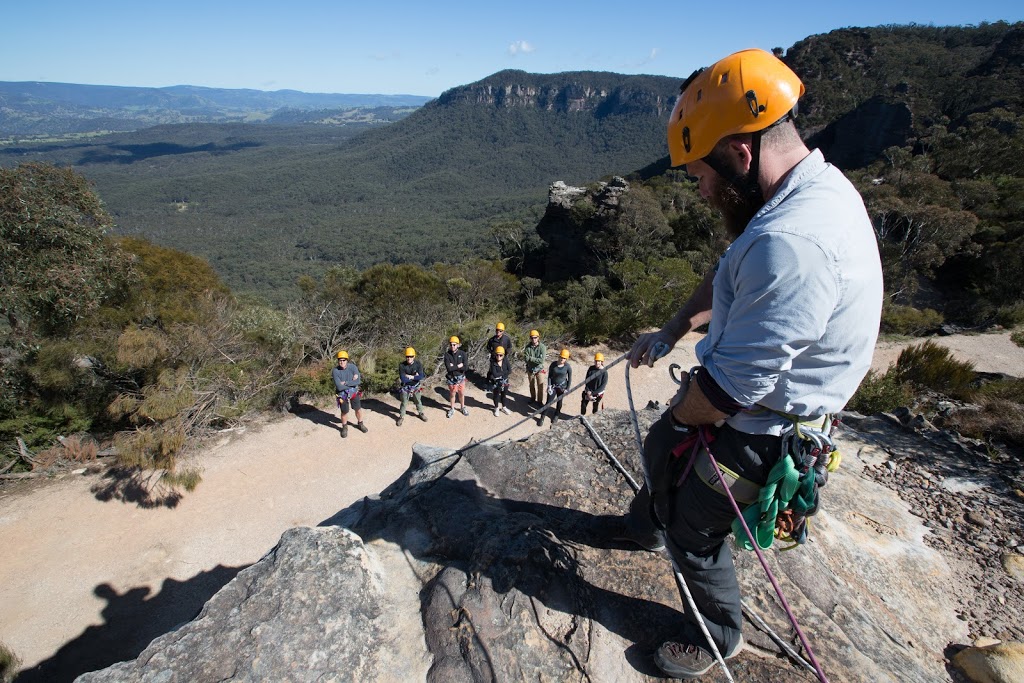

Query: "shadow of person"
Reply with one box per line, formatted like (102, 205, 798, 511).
(17, 565, 245, 683)
(287, 401, 340, 429)
(319, 451, 688, 677)
(360, 397, 397, 421)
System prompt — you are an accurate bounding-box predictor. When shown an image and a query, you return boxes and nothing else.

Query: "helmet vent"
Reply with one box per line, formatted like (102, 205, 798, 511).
(696, 89, 702, 101)
(683, 127, 691, 153)
(745, 90, 766, 117)
(720, 72, 729, 84)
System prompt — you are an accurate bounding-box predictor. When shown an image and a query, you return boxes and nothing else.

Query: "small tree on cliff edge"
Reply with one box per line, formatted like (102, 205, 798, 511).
(0, 163, 135, 341)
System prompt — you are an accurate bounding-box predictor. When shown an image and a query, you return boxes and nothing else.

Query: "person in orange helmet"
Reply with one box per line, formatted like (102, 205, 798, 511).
(622, 49, 882, 679)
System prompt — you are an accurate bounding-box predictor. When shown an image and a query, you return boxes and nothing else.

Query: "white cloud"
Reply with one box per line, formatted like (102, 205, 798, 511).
(507, 40, 536, 56)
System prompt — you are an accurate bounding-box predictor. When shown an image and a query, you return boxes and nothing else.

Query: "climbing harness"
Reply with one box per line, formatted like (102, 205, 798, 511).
(400, 382, 424, 394)
(336, 388, 362, 403)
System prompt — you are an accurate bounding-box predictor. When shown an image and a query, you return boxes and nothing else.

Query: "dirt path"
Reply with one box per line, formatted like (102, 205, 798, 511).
(1, 331, 1020, 679)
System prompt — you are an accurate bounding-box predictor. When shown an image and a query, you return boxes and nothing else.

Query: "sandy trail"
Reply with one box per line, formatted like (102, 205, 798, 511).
(0, 331, 1020, 679)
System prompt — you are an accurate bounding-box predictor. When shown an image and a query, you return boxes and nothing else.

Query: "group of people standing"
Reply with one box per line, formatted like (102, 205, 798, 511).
(330, 324, 611, 436)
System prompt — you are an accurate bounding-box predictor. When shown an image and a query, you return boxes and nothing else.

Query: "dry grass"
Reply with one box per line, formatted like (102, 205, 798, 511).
(945, 398, 1024, 449)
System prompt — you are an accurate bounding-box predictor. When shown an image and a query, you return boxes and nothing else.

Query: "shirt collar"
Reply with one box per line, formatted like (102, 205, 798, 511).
(752, 149, 827, 220)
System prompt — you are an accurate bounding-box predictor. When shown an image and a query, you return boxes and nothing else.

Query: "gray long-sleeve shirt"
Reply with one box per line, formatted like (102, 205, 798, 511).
(332, 364, 361, 394)
(696, 150, 882, 435)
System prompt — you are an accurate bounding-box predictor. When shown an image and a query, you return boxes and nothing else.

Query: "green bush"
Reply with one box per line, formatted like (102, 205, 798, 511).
(0, 640, 21, 683)
(880, 305, 944, 336)
(891, 340, 976, 399)
(846, 369, 914, 414)
(976, 377, 1024, 403)
(1012, 329, 1024, 349)
(358, 349, 402, 395)
(994, 303, 1024, 328)
(289, 363, 335, 398)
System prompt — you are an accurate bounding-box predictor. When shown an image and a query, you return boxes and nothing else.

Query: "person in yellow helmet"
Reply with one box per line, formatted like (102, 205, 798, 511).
(622, 49, 882, 679)
(544, 349, 572, 427)
(486, 322, 513, 359)
(486, 345, 512, 416)
(523, 329, 547, 405)
(396, 347, 427, 426)
(581, 352, 608, 415)
(443, 336, 470, 418)
(331, 351, 368, 438)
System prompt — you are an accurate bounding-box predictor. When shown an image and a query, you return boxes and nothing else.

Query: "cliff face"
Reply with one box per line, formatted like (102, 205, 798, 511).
(79, 410, 976, 683)
(434, 70, 679, 118)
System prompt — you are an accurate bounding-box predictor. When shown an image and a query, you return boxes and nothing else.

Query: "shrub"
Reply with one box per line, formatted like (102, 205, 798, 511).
(358, 349, 402, 395)
(290, 363, 335, 398)
(880, 304, 944, 336)
(846, 369, 914, 414)
(1012, 329, 1024, 349)
(945, 398, 1024, 449)
(994, 302, 1024, 329)
(891, 340, 976, 399)
(0, 640, 21, 683)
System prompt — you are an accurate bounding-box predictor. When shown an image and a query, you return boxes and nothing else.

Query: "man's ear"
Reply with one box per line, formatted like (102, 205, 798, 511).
(725, 136, 754, 174)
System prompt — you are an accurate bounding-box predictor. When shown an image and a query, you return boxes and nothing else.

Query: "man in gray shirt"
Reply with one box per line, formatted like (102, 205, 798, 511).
(331, 351, 368, 438)
(625, 49, 882, 679)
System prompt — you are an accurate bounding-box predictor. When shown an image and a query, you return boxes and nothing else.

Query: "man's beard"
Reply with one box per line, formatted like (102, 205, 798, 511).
(710, 175, 764, 240)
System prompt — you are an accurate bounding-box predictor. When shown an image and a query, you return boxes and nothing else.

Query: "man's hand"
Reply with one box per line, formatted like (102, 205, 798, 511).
(628, 329, 675, 368)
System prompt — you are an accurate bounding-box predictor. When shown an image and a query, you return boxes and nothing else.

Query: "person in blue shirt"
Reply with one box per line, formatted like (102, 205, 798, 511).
(331, 351, 368, 438)
(623, 49, 883, 679)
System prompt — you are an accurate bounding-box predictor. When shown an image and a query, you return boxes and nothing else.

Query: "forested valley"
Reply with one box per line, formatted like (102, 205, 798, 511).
(2, 22, 1023, 493)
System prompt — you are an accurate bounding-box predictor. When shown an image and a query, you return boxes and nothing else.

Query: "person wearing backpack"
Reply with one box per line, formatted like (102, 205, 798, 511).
(622, 49, 882, 679)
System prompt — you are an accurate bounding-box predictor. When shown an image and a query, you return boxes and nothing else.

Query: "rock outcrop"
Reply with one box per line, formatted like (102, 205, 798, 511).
(534, 177, 631, 281)
(435, 70, 678, 118)
(80, 410, 977, 682)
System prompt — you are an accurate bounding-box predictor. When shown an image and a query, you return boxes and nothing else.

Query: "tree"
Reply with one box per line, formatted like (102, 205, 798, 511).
(0, 163, 135, 338)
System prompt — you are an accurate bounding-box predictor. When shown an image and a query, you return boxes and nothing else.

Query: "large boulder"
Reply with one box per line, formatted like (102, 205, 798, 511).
(78, 409, 967, 682)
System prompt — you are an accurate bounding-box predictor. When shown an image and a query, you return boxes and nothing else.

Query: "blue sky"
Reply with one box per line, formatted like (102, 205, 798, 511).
(3, 1, 1020, 96)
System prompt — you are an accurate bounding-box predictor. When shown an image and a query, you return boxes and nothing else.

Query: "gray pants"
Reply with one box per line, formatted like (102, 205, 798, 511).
(399, 389, 424, 416)
(627, 411, 781, 654)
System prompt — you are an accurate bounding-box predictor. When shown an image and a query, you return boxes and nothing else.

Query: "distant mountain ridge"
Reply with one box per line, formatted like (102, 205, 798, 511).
(437, 69, 678, 116)
(0, 81, 432, 137)
(2, 22, 1022, 306)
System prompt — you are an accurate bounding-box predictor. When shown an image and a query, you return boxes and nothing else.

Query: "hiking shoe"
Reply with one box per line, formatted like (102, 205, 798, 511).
(418, 412, 428, 422)
(396, 417, 404, 427)
(612, 527, 666, 552)
(461, 407, 469, 416)
(493, 407, 501, 417)
(447, 408, 454, 419)
(341, 424, 348, 438)
(501, 406, 511, 415)
(654, 636, 744, 679)
(356, 422, 368, 433)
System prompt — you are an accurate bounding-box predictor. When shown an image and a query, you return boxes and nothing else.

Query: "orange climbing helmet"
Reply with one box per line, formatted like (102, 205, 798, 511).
(667, 48, 804, 167)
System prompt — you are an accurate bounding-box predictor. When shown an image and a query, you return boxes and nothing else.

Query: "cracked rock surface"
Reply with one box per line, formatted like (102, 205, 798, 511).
(80, 409, 987, 682)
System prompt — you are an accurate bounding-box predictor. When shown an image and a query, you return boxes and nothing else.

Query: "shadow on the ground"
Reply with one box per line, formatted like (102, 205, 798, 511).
(90, 468, 183, 509)
(16, 564, 246, 683)
(288, 401, 340, 430)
